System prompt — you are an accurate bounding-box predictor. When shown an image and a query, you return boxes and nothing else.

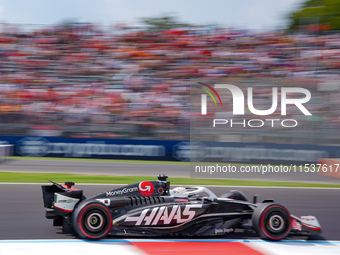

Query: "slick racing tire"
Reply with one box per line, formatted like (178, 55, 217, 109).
(252, 203, 291, 241)
(72, 201, 112, 240)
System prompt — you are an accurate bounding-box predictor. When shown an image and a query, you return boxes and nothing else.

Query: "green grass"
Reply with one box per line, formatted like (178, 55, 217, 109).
(1, 172, 340, 188)
(4, 157, 340, 188)
(10, 156, 190, 165)
(10, 157, 293, 168)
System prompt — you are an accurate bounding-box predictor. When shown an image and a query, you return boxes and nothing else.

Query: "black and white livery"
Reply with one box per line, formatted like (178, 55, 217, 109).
(41, 175, 322, 240)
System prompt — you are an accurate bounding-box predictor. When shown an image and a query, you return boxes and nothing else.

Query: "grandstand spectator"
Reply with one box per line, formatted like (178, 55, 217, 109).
(0, 22, 339, 143)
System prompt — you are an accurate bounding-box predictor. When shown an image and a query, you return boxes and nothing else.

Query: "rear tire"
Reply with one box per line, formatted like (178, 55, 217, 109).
(72, 201, 112, 240)
(252, 203, 291, 241)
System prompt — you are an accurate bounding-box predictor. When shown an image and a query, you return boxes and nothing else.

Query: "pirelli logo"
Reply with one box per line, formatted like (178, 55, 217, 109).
(124, 204, 203, 226)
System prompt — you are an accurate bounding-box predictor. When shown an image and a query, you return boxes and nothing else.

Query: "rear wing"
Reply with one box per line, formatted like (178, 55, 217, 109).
(41, 180, 83, 209)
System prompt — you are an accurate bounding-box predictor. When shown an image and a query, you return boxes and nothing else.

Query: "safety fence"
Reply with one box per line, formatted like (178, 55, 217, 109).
(0, 144, 13, 162)
(1, 136, 340, 166)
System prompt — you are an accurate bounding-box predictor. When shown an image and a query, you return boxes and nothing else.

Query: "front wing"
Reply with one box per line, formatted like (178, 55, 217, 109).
(290, 215, 322, 235)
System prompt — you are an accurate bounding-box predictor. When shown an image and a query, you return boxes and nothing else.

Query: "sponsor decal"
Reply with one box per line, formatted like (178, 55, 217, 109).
(214, 228, 234, 234)
(106, 187, 138, 196)
(292, 218, 302, 231)
(16, 137, 50, 157)
(54, 194, 79, 212)
(16, 137, 165, 157)
(301, 216, 316, 222)
(124, 204, 203, 226)
(138, 181, 154, 196)
(96, 199, 111, 206)
(172, 141, 191, 161)
(300, 216, 321, 229)
(189, 143, 328, 163)
(175, 198, 189, 203)
(57, 199, 76, 203)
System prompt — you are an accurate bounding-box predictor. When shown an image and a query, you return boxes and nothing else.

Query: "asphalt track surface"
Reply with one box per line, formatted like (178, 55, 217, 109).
(2, 159, 190, 177)
(1, 183, 340, 241)
(2, 158, 340, 183)
(0, 159, 339, 241)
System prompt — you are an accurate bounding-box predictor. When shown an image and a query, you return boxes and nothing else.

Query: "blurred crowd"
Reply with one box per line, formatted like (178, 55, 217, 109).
(0, 23, 340, 143)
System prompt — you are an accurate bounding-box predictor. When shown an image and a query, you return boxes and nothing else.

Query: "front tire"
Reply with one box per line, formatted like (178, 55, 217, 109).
(252, 203, 291, 241)
(72, 201, 112, 240)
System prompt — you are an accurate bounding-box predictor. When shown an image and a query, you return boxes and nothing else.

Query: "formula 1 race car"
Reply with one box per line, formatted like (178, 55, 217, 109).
(41, 175, 322, 240)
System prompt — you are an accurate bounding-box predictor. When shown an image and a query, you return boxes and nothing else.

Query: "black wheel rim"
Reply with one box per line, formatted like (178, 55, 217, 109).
(268, 214, 285, 233)
(84, 210, 106, 233)
(264, 210, 290, 237)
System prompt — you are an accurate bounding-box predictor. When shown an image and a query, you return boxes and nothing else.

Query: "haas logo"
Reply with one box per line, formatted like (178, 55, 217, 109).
(124, 204, 203, 226)
(139, 181, 154, 196)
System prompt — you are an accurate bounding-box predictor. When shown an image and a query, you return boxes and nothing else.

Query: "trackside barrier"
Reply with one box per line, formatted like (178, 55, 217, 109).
(0, 144, 13, 162)
(0, 136, 180, 161)
(317, 158, 340, 179)
(1, 136, 340, 164)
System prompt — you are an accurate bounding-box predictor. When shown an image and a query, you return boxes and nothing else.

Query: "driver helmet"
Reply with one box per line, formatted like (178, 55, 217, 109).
(170, 187, 188, 198)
